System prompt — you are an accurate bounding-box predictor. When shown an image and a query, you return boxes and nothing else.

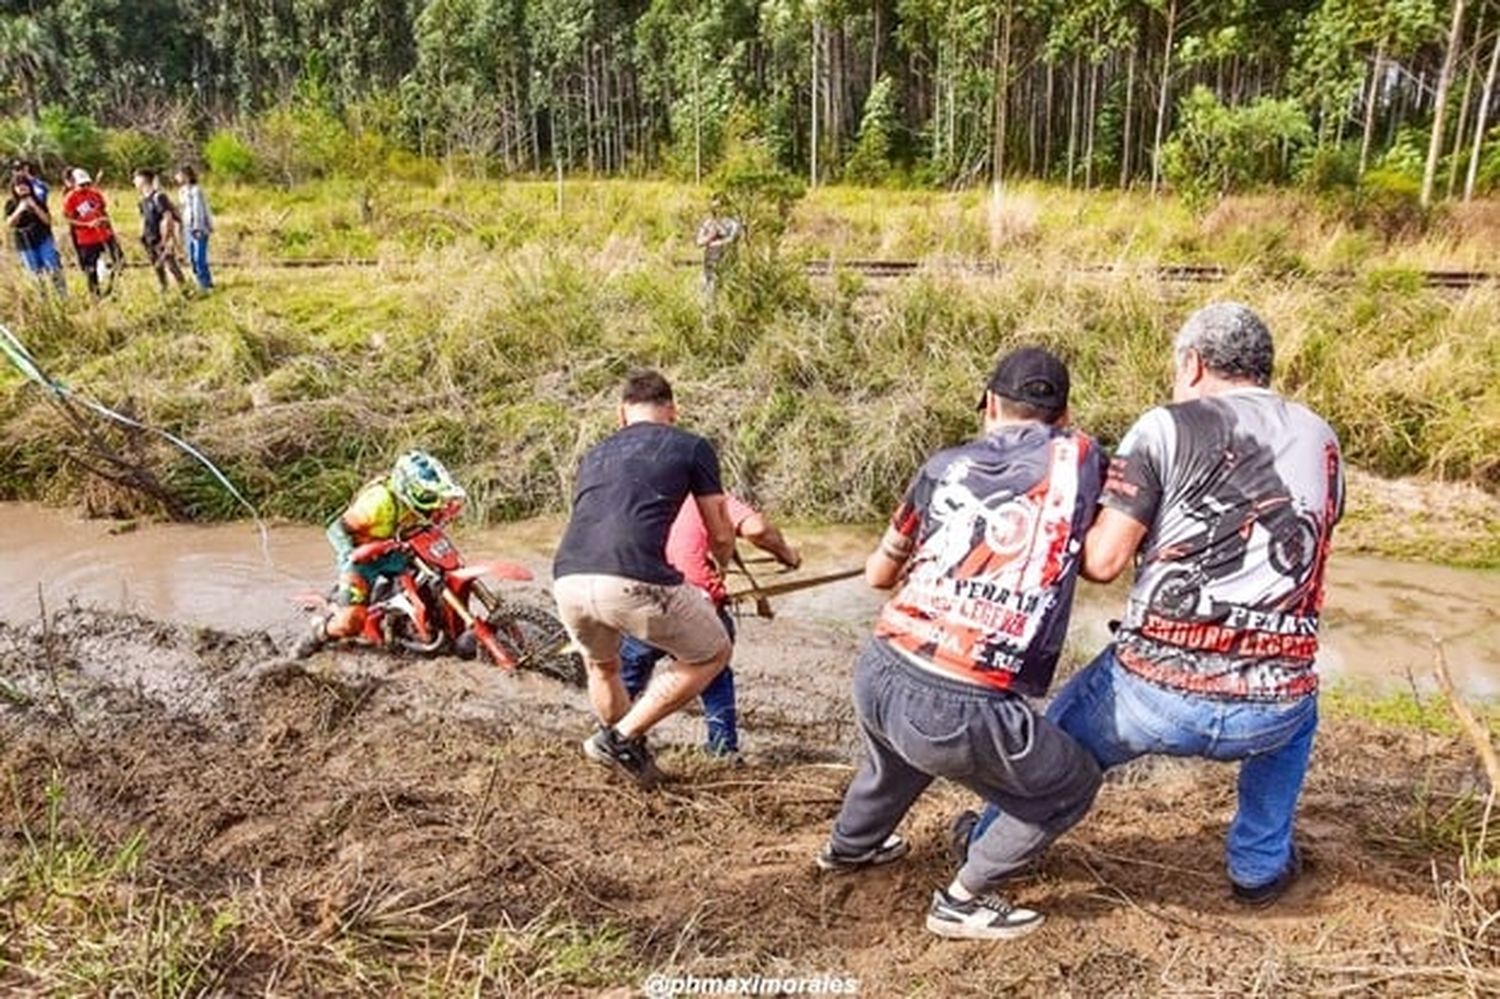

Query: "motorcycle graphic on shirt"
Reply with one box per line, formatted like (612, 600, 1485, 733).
(877, 432, 1097, 694)
(1109, 396, 1343, 700)
(1145, 467, 1321, 622)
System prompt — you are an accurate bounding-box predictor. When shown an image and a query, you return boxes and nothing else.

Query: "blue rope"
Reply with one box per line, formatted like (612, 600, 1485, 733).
(0, 321, 272, 561)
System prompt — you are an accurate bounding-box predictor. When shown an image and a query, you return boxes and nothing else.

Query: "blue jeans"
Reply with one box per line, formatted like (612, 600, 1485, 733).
(18, 235, 66, 295)
(974, 646, 1317, 889)
(620, 605, 738, 753)
(187, 232, 213, 289)
(18, 234, 61, 272)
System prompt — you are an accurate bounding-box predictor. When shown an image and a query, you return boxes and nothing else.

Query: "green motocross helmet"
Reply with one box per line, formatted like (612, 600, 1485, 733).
(390, 450, 465, 514)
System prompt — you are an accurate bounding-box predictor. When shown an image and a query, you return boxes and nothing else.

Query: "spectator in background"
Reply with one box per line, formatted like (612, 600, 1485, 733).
(132, 168, 188, 294)
(14, 160, 48, 206)
(175, 165, 214, 291)
(694, 194, 741, 297)
(62, 168, 118, 297)
(5, 171, 67, 295)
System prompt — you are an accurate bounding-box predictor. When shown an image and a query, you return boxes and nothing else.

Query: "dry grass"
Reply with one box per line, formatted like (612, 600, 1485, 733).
(1, 602, 1499, 996)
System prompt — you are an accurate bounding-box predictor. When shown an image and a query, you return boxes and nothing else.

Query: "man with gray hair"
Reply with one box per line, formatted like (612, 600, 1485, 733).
(957, 302, 1343, 907)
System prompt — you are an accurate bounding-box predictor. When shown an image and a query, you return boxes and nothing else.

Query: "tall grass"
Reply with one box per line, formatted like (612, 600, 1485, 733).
(63, 177, 1500, 271)
(0, 181, 1496, 542)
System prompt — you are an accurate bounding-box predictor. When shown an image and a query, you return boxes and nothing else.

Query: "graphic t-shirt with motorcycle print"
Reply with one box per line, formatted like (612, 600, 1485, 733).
(875, 424, 1105, 697)
(1102, 388, 1343, 702)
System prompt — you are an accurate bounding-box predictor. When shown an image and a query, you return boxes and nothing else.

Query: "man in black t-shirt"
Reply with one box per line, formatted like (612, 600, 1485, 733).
(552, 369, 736, 787)
(132, 168, 187, 292)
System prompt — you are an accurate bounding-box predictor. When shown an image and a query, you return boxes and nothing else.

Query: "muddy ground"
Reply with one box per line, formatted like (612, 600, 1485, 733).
(1, 606, 1497, 996)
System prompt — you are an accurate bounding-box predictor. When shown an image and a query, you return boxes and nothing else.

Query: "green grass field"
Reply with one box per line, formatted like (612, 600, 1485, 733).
(130, 177, 1500, 271)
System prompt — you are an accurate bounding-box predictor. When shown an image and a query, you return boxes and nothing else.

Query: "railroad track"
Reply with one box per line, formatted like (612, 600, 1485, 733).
(792, 259, 1496, 290)
(206, 255, 1496, 290)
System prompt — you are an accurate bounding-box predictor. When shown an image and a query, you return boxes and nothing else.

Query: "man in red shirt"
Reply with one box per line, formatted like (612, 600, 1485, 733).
(619, 493, 800, 759)
(62, 169, 117, 297)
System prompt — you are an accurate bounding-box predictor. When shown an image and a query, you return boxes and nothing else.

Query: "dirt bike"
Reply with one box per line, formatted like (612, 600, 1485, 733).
(295, 525, 584, 686)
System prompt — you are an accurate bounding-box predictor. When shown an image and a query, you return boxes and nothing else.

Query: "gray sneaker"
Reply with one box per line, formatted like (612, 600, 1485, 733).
(582, 726, 661, 789)
(926, 888, 1044, 941)
(703, 749, 746, 767)
(814, 834, 910, 872)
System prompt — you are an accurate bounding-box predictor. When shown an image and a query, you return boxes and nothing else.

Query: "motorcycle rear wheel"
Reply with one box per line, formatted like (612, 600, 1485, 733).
(484, 602, 585, 687)
(1148, 568, 1202, 618)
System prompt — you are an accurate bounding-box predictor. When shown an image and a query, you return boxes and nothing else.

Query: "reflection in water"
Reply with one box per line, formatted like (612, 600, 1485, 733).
(0, 503, 1495, 696)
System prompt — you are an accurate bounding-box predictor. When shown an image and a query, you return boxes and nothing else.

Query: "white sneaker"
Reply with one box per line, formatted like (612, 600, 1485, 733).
(925, 888, 1044, 940)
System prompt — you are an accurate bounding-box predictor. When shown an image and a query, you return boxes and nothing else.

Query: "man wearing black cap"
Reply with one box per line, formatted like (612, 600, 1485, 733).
(815, 346, 1106, 941)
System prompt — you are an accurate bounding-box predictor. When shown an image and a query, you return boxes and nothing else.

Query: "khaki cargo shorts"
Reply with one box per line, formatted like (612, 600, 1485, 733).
(552, 573, 730, 667)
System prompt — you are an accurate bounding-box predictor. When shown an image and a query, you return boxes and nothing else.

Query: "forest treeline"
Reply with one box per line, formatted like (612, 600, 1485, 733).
(0, 1, 1498, 205)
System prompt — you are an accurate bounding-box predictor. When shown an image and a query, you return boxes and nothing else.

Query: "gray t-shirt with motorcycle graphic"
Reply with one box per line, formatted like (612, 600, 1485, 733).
(1101, 388, 1343, 702)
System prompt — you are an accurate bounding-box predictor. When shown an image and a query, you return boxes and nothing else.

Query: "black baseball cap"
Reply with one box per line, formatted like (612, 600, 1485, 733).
(976, 346, 1070, 418)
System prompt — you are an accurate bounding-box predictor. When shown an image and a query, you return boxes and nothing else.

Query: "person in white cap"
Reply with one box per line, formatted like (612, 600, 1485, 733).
(62, 167, 118, 297)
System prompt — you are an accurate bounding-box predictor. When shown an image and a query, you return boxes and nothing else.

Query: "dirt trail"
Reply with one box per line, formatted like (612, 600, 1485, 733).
(1, 606, 1496, 995)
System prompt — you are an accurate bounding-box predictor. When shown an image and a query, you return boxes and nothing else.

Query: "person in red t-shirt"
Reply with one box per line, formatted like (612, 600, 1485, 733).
(618, 492, 800, 759)
(62, 168, 117, 297)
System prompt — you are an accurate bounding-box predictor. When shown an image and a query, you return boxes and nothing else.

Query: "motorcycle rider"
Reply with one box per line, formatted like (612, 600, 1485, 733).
(297, 450, 466, 657)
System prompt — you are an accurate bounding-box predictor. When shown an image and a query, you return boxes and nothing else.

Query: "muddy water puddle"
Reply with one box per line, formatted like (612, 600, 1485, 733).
(0, 502, 1495, 697)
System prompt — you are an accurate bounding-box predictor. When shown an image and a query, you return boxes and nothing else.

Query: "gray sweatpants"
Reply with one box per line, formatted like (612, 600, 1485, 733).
(830, 639, 1102, 894)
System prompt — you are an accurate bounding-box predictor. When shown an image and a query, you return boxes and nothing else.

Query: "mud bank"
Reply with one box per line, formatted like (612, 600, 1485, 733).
(1, 606, 1498, 994)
